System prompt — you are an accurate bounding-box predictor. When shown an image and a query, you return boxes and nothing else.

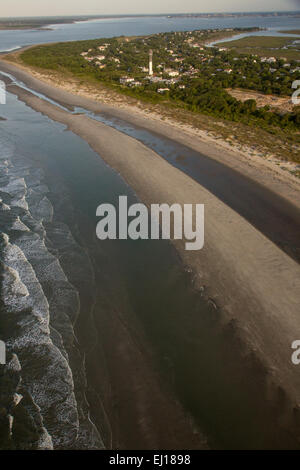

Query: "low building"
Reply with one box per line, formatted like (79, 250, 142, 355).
(120, 77, 135, 85)
(168, 70, 180, 77)
(129, 81, 142, 87)
(148, 76, 163, 83)
(164, 78, 179, 85)
(261, 57, 276, 63)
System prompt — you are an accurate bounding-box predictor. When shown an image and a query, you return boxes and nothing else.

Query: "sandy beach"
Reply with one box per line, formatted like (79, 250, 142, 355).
(1, 54, 300, 193)
(1, 58, 300, 445)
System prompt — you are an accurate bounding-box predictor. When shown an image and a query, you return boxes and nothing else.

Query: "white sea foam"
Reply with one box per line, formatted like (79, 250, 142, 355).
(0, 148, 81, 448)
(10, 217, 30, 232)
(1, 262, 30, 307)
(0, 46, 21, 53)
(37, 428, 53, 450)
(0, 131, 103, 449)
(1, 239, 80, 447)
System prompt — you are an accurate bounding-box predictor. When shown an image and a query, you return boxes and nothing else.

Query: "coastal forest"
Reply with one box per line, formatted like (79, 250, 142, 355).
(21, 28, 300, 134)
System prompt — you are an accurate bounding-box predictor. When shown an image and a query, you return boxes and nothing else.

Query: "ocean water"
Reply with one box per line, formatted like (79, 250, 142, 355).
(1, 90, 300, 449)
(1, 13, 300, 449)
(0, 14, 300, 52)
(2, 67, 299, 262)
(0, 99, 104, 449)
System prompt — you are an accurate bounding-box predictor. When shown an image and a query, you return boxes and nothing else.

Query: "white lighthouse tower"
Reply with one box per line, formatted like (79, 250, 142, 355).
(149, 49, 153, 76)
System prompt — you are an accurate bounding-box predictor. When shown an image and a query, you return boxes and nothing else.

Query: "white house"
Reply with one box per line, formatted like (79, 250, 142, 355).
(168, 70, 179, 77)
(130, 81, 142, 87)
(120, 77, 135, 85)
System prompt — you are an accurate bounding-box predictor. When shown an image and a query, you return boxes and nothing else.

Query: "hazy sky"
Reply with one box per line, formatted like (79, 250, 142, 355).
(1, 0, 299, 18)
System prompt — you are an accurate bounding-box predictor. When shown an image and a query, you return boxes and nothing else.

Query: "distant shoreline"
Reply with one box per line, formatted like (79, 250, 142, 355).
(0, 11, 299, 30)
(0, 16, 114, 31)
(1, 59, 300, 438)
(0, 25, 54, 30)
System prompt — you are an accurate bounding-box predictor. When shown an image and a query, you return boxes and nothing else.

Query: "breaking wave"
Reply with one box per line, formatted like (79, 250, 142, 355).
(0, 134, 103, 449)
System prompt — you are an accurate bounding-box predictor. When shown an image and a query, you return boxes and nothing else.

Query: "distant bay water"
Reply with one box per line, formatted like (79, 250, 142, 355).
(0, 14, 300, 52)
(1, 12, 300, 450)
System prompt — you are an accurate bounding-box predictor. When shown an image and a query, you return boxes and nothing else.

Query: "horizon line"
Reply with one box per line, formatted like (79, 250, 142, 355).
(0, 10, 300, 20)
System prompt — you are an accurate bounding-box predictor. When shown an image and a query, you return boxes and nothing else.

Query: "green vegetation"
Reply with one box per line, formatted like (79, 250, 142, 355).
(219, 36, 299, 49)
(20, 29, 300, 140)
(281, 30, 300, 35)
(217, 35, 300, 61)
(0, 16, 98, 30)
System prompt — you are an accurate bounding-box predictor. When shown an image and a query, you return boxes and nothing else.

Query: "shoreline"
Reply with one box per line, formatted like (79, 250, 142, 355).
(2, 60, 300, 263)
(3, 67, 300, 384)
(2, 59, 300, 445)
(1, 53, 300, 194)
(0, 16, 115, 31)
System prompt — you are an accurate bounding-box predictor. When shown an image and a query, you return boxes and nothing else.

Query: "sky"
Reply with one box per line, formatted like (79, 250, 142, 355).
(0, 0, 299, 18)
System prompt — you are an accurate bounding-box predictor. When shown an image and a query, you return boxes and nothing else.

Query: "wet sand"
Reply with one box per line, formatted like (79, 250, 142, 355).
(1, 58, 299, 201)
(2, 62, 300, 446)
(1, 60, 300, 265)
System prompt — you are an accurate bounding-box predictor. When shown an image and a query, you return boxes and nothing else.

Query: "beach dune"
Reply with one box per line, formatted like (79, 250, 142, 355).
(1, 59, 300, 445)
